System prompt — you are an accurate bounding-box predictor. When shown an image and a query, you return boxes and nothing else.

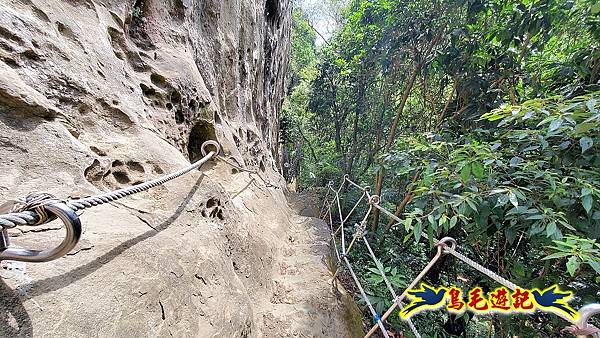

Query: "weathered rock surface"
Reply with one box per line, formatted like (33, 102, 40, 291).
(0, 0, 360, 336)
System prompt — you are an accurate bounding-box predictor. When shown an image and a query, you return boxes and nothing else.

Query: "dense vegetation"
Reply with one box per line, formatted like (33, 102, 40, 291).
(282, 0, 599, 336)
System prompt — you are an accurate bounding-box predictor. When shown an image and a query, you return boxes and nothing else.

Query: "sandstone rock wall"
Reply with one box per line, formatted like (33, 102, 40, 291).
(0, 0, 289, 169)
(0, 0, 359, 337)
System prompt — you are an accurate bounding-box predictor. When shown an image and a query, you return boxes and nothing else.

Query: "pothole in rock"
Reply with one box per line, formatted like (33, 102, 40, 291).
(200, 197, 225, 221)
(84, 158, 148, 190)
(265, 0, 280, 26)
(128, 0, 154, 50)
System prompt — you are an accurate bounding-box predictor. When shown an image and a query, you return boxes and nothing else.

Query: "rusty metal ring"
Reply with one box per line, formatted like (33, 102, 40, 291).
(368, 195, 381, 205)
(437, 236, 457, 252)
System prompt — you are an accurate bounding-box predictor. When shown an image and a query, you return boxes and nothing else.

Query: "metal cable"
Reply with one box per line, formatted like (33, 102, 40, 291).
(336, 176, 533, 335)
(333, 181, 346, 254)
(345, 176, 369, 192)
(362, 236, 421, 338)
(371, 194, 521, 292)
(0, 142, 219, 230)
(333, 176, 421, 337)
(212, 154, 279, 189)
(345, 204, 372, 254)
(445, 247, 519, 291)
(365, 245, 446, 338)
(319, 183, 333, 219)
(328, 203, 342, 263)
(444, 243, 576, 324)
(66, 151, 215, 212)
(342, 255, 390, 338)
(362, 236, 397, 299)
(342, 190, 367, 225)
(216, 156, 258, 174)
(307, 174, 595, 335)
(368, 187, 522, 292)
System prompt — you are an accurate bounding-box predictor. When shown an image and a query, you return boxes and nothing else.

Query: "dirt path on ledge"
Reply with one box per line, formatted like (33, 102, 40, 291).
(254, 191, 364, 337)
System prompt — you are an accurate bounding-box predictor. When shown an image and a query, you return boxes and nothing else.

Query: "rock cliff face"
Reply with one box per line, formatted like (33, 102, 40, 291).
(0, 0, 360, 336)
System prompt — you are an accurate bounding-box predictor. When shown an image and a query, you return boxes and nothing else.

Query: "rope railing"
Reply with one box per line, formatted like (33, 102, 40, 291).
(323, 175, 600, 338)
(324, 179, 420, 337)
(215, 154, 276, 188)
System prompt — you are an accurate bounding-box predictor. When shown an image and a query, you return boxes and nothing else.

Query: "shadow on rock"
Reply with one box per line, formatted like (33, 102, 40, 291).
(0, 278, 33, 337)
(0, 110, 48, 133)
(25, 175, 205, 297)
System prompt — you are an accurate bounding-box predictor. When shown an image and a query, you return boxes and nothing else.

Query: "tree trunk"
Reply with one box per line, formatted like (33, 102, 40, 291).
(437, 75, 458, 129)
(371, 28, 445, 233)
(297, 124, 318, 163)
(360, 78, 388, 177)
(346, 77, 366, 176)
(384, 170, 421, 233)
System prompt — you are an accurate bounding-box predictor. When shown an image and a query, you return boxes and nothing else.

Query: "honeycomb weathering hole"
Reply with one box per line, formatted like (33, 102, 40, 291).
(265, 0, 279, 24)
(187, 121, 217, 162)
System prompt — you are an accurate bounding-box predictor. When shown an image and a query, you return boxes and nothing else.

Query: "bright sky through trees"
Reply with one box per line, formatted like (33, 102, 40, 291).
(294, 0, 345, 45)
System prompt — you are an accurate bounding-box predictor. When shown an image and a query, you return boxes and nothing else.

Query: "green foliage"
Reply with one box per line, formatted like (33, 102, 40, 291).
(281, 8, 323, 184)
(390, 92, 599, 279)
(362, 93, 598, 335)
(283, 0, 600, 336)
(289, 8, 318, 88)
(544, 235, 600, 279)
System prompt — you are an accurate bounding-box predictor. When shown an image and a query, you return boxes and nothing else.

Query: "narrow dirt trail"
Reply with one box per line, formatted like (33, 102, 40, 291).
(255, 192, 364, 337)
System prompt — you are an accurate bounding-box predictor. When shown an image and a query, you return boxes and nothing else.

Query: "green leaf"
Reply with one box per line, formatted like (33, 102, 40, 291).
(427, 225, 434, 248)
(586, 99, 598, 112)
(513, 261, 525, 277)
(549, 118, 563, 132)
(546, 221, 557, 237)
(592, 2, 600, 14)
(404, 218, 413, 231)
(580, 137, 593, 153)
(583, 195, 593, 213)
(509, 192, 519, 207)
(439, 214, 448, 231)
(460, 164, 471, 181)
(588, 260, 600, 275)
(472, 162, 484, 179)
(582, 188, 593, 197)
(566, 256, 580, 276)
(428, 214, 435, 226)
(506, 228, 517, 244)
(543, 252, 571, 260)
(530, 222, 545, 235)
(414, 221, 422, 243)
(575, 122, 596, 134)
(509, 157, 523, 167)
(449, 215, 458, 229)
(367, 267, 382, 275)
(466, 199, 478, 212)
